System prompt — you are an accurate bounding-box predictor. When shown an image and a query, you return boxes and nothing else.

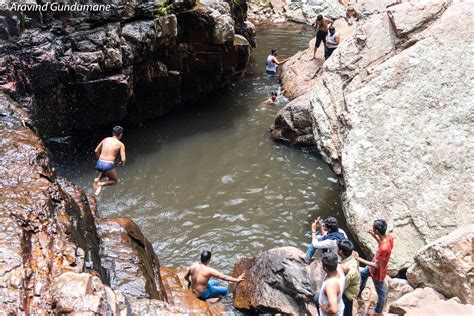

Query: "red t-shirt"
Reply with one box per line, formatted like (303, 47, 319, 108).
(370, 234, 394, 281)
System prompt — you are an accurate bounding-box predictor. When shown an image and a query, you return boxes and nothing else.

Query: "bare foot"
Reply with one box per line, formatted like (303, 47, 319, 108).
(93, 178, 99, 190)
(95, 183, 103, 196)
(206, 297, 221, 303)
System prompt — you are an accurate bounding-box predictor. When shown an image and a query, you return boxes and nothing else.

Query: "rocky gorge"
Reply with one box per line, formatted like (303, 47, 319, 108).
(1, 0, 473, 315)
(0, 0, 254, 313)
(0, 0, 254, 136)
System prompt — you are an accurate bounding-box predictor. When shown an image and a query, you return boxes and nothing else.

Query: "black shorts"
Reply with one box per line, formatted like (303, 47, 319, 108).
(324, 47, 337, 59)
(315, 30, 328, 48)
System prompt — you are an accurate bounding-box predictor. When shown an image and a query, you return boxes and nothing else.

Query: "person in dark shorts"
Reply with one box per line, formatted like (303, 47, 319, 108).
(93, 126, 126, 195)
(312, 14, 334, 60)
(325, 25, 340, 60)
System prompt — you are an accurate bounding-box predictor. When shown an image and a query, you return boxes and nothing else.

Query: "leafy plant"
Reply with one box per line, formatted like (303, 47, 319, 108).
(157, 4, 174, 15)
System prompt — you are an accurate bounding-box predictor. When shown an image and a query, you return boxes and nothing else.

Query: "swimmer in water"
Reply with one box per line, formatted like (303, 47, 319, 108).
(263, 91, 278, 105)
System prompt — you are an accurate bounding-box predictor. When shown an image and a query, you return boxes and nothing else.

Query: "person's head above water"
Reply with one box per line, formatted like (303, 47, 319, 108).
(271, 91, 278, 101)
(112, 126, 124, 138)
(329, 25, 336, 35)
(322, 252, 338, 273)
(200, 250, 212, 264)
(271, 49, 277, 56)
(317, 14, 323, 21)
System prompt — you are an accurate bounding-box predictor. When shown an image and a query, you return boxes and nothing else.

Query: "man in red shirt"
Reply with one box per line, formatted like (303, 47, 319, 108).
(352, 219, 394, 315)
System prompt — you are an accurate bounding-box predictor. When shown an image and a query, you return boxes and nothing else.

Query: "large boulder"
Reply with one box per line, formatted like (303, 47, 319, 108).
(388, 287, 473, 316)
(97, 217, 167, 301)
(232, 247, 319, 315)
(273, 0, 474, 274)
(0, 93, 105, 314)
(51, 272, 128, 314)
(406, 225, 473, 304)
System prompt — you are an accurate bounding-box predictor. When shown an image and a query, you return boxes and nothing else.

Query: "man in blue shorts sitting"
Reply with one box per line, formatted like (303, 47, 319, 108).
(185, 251, 245, 301)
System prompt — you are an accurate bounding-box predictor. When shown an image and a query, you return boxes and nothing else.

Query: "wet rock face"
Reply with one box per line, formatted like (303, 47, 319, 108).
(388, 287, 473, 316)
(51, 272, 128, 314)
(0, 94, 226, 314)
(0, 1, 252, 136)
(273, 0, 474, 274)
(0, 93, 104, 313)
(97, 217, 167, 301)
(406, 225, 473, 304)
(232, 247, 318, 315)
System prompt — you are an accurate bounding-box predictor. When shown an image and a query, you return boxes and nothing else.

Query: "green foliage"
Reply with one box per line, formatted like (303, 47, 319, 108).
(230, 0, 241, 7)
(156, 4, 174, 15)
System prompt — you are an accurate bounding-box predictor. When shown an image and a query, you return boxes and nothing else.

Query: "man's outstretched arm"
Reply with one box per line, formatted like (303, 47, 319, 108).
(209, 268, 245, 283)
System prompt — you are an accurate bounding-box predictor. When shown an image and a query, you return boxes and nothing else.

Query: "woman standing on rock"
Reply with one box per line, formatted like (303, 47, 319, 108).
(266, 49, 289, 75)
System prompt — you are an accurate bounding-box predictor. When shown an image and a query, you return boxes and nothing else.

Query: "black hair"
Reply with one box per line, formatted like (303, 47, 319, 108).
(323, 217, 339, 233)
(271, 49, 277, 55)
(322, 252, 338, 272)
(201, 250, 211, 264)
(329, 25, 335, 31)
(271, 91, 278, 96)
(373, 219, 387, 235)
(317, 15, 323, 21)
(337, 239, 354, 257)
(113, 125, 124, 136)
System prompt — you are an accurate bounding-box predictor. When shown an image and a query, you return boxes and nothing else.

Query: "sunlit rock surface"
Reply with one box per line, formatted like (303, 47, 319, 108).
(272, 0, 474, 273)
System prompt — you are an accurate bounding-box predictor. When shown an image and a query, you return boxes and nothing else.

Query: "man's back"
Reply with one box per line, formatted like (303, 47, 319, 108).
(189, 263, 212, 296)
(99, 137, 123, 162)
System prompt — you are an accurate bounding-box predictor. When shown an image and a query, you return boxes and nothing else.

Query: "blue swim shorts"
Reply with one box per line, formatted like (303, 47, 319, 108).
(96, 160, 116, 172)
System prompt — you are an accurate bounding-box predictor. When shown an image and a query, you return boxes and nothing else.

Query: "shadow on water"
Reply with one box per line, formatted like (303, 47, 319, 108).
(50, 23, 345, 274)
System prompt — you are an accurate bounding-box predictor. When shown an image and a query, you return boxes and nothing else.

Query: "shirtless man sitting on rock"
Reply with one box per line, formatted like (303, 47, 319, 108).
(185, 251, 245, 301)
(93, 126, 126, 195)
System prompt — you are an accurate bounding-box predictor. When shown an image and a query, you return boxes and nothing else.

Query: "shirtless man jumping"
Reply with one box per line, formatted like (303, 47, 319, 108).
(93, 126, 126, 195)
(184, 251, 245, 301)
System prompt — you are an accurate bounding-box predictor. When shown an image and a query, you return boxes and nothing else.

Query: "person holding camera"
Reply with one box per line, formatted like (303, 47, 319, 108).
(304, 216, 347, 263)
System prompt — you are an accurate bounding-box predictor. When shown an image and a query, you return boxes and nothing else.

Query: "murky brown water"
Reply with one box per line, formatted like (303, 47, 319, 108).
(50, 24, 343, 274)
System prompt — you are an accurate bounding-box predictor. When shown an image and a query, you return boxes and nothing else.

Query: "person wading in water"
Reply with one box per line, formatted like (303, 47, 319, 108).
(185, 251, 245, 301)
(266, 49, 289, 75)
(312, 14, 334, 60)
(93, 126, 126, 195)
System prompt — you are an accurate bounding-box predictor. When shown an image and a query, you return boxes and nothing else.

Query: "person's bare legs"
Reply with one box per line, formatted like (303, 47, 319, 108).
(312, 46, 318, 60)
(93, 172, 103, 190)
(95, 169, 118, 195)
